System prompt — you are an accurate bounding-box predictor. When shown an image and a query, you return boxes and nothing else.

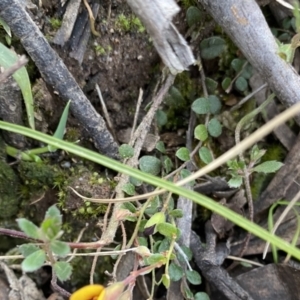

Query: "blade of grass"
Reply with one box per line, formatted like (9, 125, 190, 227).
(1, 118, 300, 259)
(0, 43, 34, 129)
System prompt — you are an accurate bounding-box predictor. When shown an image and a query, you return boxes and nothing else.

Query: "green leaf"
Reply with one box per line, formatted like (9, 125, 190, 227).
(50, 240, 70, 257)
(195, 292, 210, 300)
(205, 78, 218, 94)
(228, 176, 243, 188)
(122, 182, 135, 196)
(178, 245, 193, 262)
(121, 202, 136, 213)
(250, 145, 266, 162)
(119, 144, 134, 159)
(200, 36, 226, 60)
(194, 124, 208, 141)
(176, 147, 190, 162)
(144, 196, 161, 215)
(192, 98, 210, 114)
(253, 161, 284, 173)
(41, 218, 63, 241)
(207, 118, 222, 137)
(231, 58, 246, 72)
(169, 86, 185, 105)
(186, 6, 203, 27)
(146, 253, 167, 265)
(0, 17, 11, 37)
(158, 238, 170, 253)
(169, 263, 184, 281)
(0, 43, 34, 129)
(208, 95, 222, 114)
(22, 249, 46, 272)
(163, 156, 173, 174)
(235, 76, 248, 92)
(156, 141, 166, 153)
(169, 209, 183, 218)
(157, 222, 178, 238)
(17, 219, 39, 239)
(222, 77, 231, 91)
(129, 176, 143, 187)
(137, 236, 148, 247)
(199, 147, 213, 164)
(139, 156, 161, 175)
(53, 261, 72, 281)
(144, 212, 166, 235)
(162, 273, 170, 289)
(180, 169, 195, 186)
(18, 244, 40, 257)
(186, 270, 202, 285)
(156, 110, 168, 127)
(45, 205, 62, 226)
(53, 100, 70, 140)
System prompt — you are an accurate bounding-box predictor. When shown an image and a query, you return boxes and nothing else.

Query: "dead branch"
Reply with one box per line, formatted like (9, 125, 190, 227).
(0, 0, 119, 159)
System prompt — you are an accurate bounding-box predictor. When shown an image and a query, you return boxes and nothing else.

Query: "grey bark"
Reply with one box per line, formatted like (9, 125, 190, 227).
(198, 0, 300, 124)
(0, 0, 119, 159)
(127, 0, 195, 74)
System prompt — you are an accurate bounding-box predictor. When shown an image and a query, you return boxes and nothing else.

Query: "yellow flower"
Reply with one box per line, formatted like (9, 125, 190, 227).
(70, 284, 105, 300)
(70, 282, 126, 300)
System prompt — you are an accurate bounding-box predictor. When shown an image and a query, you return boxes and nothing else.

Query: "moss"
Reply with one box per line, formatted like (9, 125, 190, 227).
(50, 18, 62, 30)
(115, 14, 145, 33)
(18, 161, 60, 189)
(0, 160, 21, 219)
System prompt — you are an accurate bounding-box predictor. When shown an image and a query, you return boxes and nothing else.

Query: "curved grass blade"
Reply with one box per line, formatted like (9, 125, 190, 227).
(0, 42, 34, 129)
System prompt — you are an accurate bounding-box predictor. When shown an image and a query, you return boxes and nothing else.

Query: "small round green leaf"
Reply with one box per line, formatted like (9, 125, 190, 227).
(22, 249, 46, 272)
(144, 212, 166, 235)
(186, 6, 203, 27)
(156, 141, 166, 153)
(169, 263, 184, 281)
(176, 147, 190, 162)
(157, 222, 178, 238)
(208, 95, 222, 114)
(169, 209, 183, 218)
(129, 176, 143, 187)
(139, 156, 161, 175)
(200, 36, 226, 60)
(235, 76, 248, 92)
(205, 78, 218, 94)
(195, 292, 210, 300)
(146, 253, 167, 265)
(231, 58, 245, 72)
(180, 169, 195, 186)
(121, 202, 136, 213)
(194, 124, 208, 141)
(199, 147, 213, 164)
(207, 118, 222, 137)
(192, 98, 210, 114)
(186, 270, 202, 285)
(53, 261, 72, 281)
(156, 110, 168, 127)
(222, 77, 231, 91)
(122, 182, 135, 196)
(119, 144, 134, 159)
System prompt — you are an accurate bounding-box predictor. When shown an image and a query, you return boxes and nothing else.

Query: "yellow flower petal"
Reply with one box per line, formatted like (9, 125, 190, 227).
(70, 284, 105, 300)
